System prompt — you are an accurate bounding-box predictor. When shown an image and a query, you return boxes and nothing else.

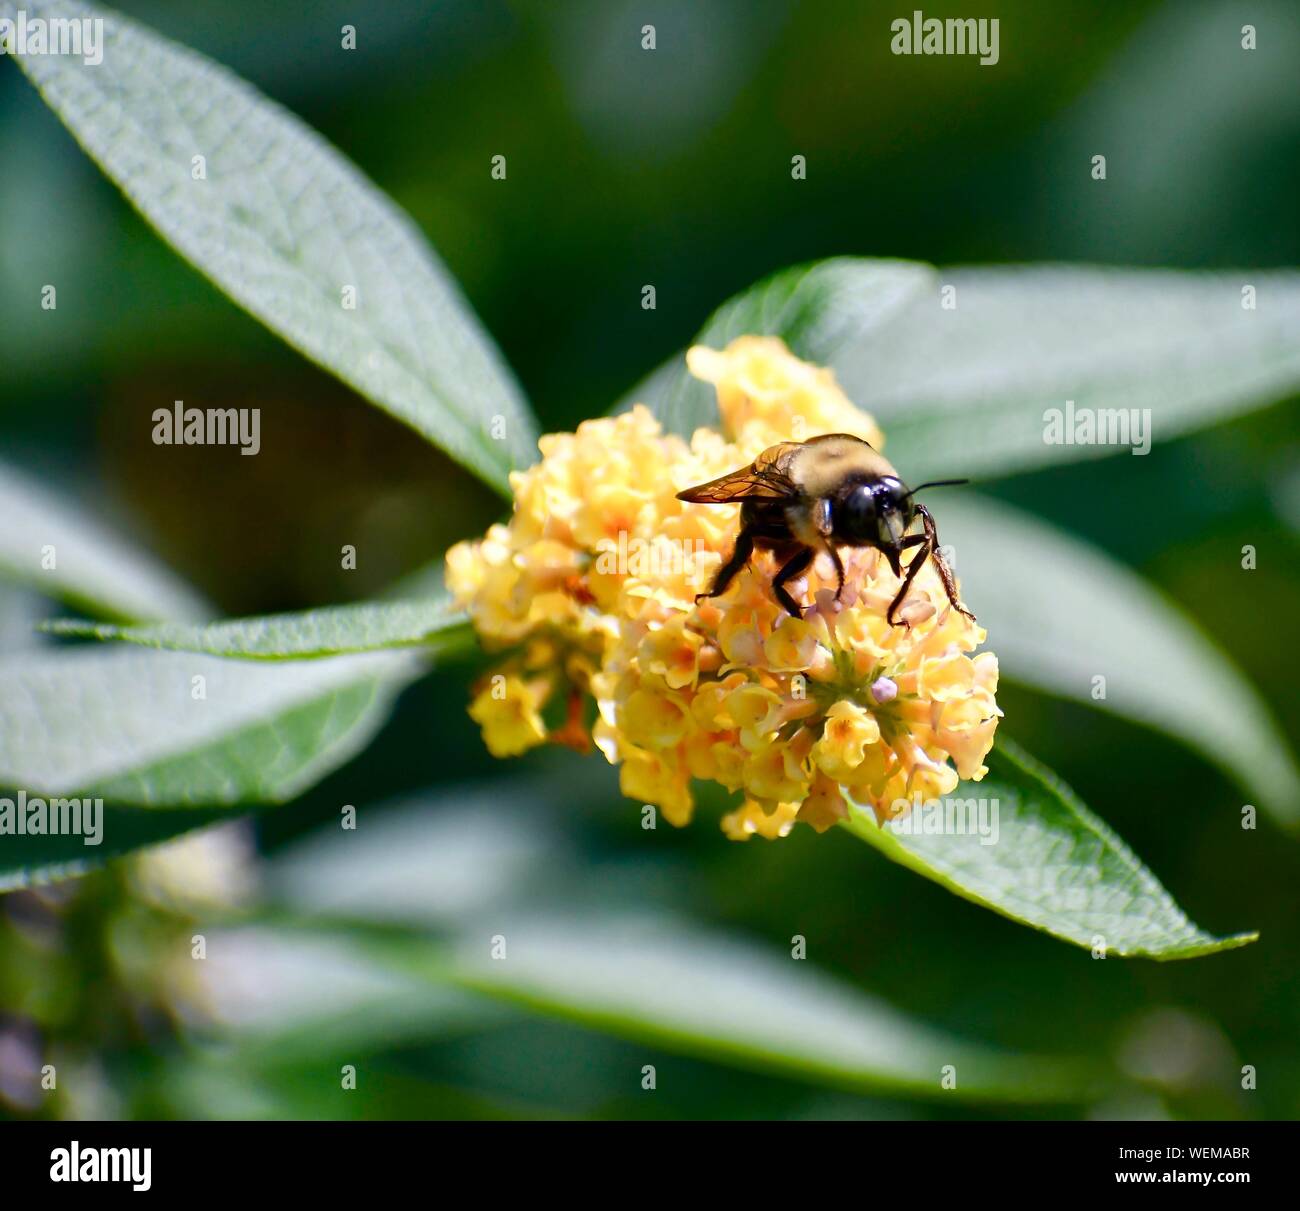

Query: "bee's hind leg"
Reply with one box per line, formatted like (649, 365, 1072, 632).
(695, 526, 754, 605)
(772, 546, 814, 618)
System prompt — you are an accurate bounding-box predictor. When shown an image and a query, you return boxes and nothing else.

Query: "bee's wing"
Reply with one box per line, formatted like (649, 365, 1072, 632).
(676, 443, 801, 503)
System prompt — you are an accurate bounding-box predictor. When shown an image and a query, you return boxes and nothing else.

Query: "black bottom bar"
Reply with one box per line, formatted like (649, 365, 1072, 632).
(1, 1119, 1291, 1195)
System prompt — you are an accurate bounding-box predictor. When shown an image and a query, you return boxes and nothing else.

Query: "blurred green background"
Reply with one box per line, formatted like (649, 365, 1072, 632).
(1, 0, 1297, 1119)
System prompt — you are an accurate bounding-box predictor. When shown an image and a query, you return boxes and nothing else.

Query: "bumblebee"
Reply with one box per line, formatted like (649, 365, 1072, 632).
(676, 433, 974, 626)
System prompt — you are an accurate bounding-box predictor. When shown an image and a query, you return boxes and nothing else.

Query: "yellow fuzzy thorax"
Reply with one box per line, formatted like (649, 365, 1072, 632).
(447, 336, 1000, 839)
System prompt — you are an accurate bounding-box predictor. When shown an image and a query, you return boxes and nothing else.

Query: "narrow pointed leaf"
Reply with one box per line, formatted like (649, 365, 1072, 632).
(841, 740, 1257, 959)
(5, 0, 537, 493)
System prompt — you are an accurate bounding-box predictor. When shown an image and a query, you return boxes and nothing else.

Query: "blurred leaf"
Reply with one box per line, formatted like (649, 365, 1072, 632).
(0, 457, 207, 622)
(46, 597, 472, 660)
(842, 740, 1256, 960)
(0, 646, 421, 808)
(944, 495, 1299, 824)
(155, 1050, 535, 1121)
(623, 261, 1300, 484)
(420, 912, 1092, 1102)
(6, 0, 538, 494)
(234, 914, 1092, 1104)
(256, 788, 1095, 1103)
(194, 927, 507, 1065)
(838, 265, 1300, 482)
(616, 257, 935, 429)
(268, 786, 566, 927)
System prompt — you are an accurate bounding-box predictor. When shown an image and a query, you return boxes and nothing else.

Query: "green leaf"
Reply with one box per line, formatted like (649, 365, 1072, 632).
(0, 457, 207, 623)
(0, 646, 421, 808)
(622, 261, 1300, 483)
(841, 740, 1257, 960)
(942, 494, 1299, 824)
(836, 264, 1300, 481)
(5, 0, 538, 494)
(618, 257, 935, 433)
(45, 597, 473, 660)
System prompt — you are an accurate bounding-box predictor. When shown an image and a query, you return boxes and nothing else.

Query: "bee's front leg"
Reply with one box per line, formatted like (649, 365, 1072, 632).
(826, 543, 845, 601)
(916, 504, 976, 622)
(886, 533, 929, 627)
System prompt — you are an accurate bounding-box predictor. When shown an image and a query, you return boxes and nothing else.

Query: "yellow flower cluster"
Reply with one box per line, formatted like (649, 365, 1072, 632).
(447, 337, 1000, 839)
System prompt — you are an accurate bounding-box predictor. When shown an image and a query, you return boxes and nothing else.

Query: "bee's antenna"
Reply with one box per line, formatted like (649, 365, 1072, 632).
(904, 478, 968, 498)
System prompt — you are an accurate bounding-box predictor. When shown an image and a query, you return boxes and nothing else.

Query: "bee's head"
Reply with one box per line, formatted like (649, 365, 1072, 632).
(834, 476, 913, 555)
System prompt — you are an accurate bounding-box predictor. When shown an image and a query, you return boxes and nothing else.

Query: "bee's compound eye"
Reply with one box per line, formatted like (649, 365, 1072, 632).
(880, 476, 909, 509)
(836, 483, 878, 544)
